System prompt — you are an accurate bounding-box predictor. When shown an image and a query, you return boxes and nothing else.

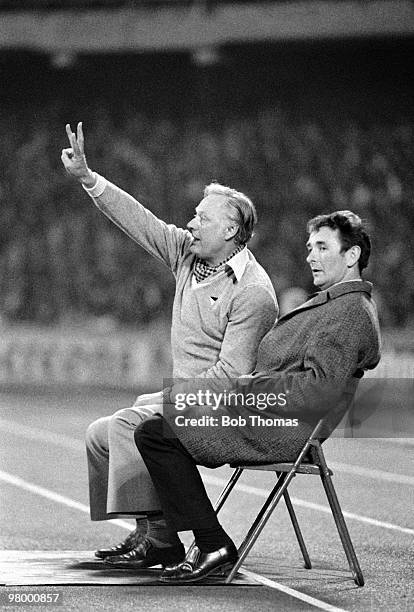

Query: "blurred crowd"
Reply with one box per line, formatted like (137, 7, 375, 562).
(1, 103, 412, 329)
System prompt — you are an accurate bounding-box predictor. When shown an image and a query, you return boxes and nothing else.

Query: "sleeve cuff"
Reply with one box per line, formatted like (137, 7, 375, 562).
(82, 173, 107, 198)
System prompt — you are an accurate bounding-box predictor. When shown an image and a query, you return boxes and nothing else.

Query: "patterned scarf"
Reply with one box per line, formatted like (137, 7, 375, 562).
(193, 245, 244, 283)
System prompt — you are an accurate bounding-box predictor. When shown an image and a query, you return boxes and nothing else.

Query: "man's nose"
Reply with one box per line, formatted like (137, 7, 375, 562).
(187, 217, 198, 231)
(306, 250, 314, 263)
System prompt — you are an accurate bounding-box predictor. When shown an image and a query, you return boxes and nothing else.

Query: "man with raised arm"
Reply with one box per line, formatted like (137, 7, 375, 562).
(61, 123, 278, 569)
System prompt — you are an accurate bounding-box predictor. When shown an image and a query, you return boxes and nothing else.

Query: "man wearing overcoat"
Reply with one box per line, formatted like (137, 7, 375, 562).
(135, 210, 381, 583)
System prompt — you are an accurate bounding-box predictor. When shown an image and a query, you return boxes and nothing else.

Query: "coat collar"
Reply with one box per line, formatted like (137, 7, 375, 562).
(279, 280, 373, 322)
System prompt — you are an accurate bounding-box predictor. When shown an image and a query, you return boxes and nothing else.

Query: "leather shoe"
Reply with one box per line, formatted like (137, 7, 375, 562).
(163, 545, 200, 577)
(104, 537, 185, 569)
(163, 545, 225, 578)
(95, 528, 144, 559)
(160, 542, 238, 583)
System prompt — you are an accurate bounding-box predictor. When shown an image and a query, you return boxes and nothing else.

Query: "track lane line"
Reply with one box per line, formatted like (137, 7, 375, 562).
(1, 418, 414, 486)
(0, 469, 348, 612)
(1, 418, 413, 535)
(0, 469, 132, 531)
(202, 474, 414, 536)
(0, 418, 84, 452)
(240, 569, 348, 612)
(327, 460, 414, 486)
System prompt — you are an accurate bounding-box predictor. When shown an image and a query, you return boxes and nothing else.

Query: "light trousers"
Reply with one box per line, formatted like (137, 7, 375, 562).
(85, 404, 162, 520)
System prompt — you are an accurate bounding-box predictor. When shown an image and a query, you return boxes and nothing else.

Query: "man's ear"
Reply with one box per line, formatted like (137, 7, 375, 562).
(224, 225, 239, 240)
(345, 245, 361, 268)
(225, 224, 238, 241)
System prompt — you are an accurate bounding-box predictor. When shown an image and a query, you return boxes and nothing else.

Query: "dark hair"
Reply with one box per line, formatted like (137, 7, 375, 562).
(307, 210, 371, 272)
(204, 183, 257, 245)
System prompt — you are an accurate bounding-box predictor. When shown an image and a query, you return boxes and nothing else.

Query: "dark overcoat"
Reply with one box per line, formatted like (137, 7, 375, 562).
(167, 281, 381, 466)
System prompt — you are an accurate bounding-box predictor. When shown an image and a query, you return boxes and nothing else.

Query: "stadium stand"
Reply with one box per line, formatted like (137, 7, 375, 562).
(0, 19, 412, 331)
(0, 101, 412, 328)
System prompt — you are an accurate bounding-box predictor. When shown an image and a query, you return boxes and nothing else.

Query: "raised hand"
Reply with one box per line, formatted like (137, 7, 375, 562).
(61, 122, 95, 186)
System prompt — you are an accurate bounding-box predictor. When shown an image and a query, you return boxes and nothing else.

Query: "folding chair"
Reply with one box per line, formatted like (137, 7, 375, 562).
(213, 418, 365, 586)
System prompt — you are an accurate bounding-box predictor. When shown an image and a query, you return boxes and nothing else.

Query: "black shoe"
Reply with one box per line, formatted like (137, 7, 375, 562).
(160, 542, 238, 583)
(163, 545, 226, 578)
(104, 537, 185, 569)
(163, 545, 200, 577)
(94, 528, 144, 559)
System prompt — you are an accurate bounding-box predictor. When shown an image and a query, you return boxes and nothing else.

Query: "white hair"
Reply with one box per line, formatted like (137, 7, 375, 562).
(203, 182, 257, 244)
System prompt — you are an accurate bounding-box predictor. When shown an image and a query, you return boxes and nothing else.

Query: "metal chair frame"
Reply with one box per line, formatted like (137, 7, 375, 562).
(212, 418, 364, 586)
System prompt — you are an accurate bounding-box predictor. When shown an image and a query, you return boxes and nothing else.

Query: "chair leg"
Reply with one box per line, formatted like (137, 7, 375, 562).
(225, 420, 325, 584)
(237, 472, 287, 557)
(315, 446, 364, 586)
(225, 471, 293, 583)
(214, 467, 244, 514)
(282, 486, 312, 569)
(320, 473, 364, 586)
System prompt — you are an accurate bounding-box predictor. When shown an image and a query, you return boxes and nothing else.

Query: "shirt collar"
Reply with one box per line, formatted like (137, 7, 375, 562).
(225, 246, 249, 282)
(333, 278, 363, 285)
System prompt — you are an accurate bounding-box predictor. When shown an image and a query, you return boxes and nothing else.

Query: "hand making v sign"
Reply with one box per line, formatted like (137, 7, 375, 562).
(61, 122, 95, 187)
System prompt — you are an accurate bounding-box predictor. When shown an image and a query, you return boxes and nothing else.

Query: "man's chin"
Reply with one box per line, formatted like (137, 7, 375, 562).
(189, 242, 201, 255)
(312, 275, 325, 289)
(313, 280, 330, 291)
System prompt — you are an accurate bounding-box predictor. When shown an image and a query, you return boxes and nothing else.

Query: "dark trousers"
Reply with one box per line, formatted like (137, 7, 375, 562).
(134, 415, 219, 532)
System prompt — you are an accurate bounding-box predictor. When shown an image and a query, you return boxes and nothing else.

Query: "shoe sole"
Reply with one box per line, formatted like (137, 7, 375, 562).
(104, 554, 185, 570)
(95, 550, 133, 560)
(95, 542, 140, 559)
(103, 561, 164, 569)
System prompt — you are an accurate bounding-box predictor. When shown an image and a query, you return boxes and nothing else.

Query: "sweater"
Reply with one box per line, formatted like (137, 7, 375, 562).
(84, 176, 278, 384)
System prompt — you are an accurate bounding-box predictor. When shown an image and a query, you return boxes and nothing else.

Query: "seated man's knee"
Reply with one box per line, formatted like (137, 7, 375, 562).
(110, 408, 130, 426)
(85, 417, 109, 450)
(108, 407, 145, 435)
